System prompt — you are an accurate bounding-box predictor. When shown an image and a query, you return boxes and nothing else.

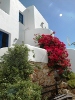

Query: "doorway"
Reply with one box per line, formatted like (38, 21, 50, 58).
(0, 31, 9, 48)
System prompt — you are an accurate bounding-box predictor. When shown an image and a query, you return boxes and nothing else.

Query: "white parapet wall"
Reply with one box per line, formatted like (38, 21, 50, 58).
(67, 48, 75, 72)
(0, 47, 8, 57)
(0, 44, 48, 63)
(0, 46, 75, 72)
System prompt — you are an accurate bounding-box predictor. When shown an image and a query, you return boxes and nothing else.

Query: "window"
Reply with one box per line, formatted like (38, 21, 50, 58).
(0, 31, 9, 48)
(19, 12, 23, 24)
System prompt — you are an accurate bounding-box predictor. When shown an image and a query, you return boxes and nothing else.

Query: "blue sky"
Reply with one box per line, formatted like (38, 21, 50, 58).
(20, 0, 75, 48)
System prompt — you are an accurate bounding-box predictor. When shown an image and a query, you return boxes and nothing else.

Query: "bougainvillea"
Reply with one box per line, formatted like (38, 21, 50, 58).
(34, 32, 71, 75)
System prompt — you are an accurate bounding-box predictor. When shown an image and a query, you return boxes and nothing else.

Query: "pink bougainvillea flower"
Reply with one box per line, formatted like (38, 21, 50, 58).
(34, 33, 71, 75)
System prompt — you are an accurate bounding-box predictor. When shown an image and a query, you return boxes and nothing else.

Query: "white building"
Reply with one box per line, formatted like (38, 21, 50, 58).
(0, 0, 53, 48)
(0, 0, 75, 72)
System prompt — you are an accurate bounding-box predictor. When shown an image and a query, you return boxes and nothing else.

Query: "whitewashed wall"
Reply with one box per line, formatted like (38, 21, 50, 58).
(0, 0, 52, 48)
(23, 6, 35, 29)
(24, 28, 53, 46)
(34, 6, 49, 29)
(18, 0, 26, 12)
(0, 47, 75, 72)
(0, 9, 19, 46)
(19, 5, 50, 44)
(0, 0, 51, 47)
(67, 48, 75, 72)
(0, 47, 8, 57)
(0, 45, 48, 63)
(0, 0, 26, 46)
(19, 23, 25, 43)
(0, 0, 10, 14)
(23, 6, 48, 30)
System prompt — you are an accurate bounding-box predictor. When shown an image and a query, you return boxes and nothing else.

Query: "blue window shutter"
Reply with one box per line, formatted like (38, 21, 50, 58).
(6, 34, 9, 47)
(0, 31, 3, 48)
(19, 12, 23, 24)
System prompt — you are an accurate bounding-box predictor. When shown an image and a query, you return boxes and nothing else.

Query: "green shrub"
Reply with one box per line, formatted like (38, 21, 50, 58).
(67, 79, 75, 88)
(62, 71, 75, 88)
(67, 72, 75, 88)
(61, 69, 75, 80)
(0, 44, 42, 100)
(0, 44, 34, 81)
(67, 72, 75, 79)
(0, 80, 41, 100)
(60, 68, 71, 80)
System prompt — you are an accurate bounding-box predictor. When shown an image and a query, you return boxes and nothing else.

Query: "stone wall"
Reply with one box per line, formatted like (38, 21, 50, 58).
(30, 62, 55, 86)
(30, 62, 55, 99)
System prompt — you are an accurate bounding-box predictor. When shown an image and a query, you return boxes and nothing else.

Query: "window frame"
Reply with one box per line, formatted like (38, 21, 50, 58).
(19, 12, 23, 24)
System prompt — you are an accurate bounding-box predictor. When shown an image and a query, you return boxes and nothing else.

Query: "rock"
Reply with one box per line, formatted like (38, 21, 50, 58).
(30, 62, 55, 86)
(60, 81, 68, 89)
(72, 89, 75, 94)
(43, 69, 49, 73)
(38, 71, 43, 79)
(62, 89, 70, 94)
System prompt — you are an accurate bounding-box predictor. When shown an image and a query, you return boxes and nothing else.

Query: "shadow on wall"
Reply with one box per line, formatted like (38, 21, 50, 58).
(67, 48, 75, 72)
